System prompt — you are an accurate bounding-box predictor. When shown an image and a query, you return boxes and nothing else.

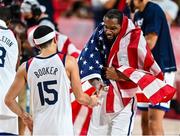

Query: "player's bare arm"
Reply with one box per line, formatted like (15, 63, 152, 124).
(145, 32, 158, 50)
(4, 62, 33, 132)
(65, 55, 98, 107)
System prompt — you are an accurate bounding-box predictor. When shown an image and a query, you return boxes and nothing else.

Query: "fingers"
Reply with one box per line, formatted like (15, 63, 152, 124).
(30, 123, 33, 132)
(27, 121, 33, 132)
(103, 67, 116, 79)
(22, 113, 33, 132)
(88, 94, 100, 108)
(28, 122, 33, 133)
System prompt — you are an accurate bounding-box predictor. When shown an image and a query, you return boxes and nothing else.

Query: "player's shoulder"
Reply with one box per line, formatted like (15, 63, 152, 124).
(147, 2, 164, 15)
(17, 62, 27, 74)
(65, 55, 77, 67)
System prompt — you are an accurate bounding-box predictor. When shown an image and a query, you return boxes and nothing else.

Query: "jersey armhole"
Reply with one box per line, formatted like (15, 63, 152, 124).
(26, 58, 33, 72)
(57, 52, 66, 67)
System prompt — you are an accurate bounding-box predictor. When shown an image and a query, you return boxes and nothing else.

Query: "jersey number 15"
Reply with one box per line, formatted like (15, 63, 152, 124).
(37, 80, 58, 106)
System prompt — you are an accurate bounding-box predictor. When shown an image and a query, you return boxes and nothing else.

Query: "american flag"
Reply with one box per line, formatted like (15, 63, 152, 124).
(78, 22, 108, 83)
(73, 16, 176, 135)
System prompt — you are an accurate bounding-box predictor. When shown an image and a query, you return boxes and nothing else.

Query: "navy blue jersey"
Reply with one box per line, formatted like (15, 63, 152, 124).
(134, 2, 176, 73)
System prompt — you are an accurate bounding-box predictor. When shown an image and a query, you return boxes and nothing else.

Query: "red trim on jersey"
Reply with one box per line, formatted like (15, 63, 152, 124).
(57, 52, 65, 60)
(26, 58, 33, 72)
(57, 52, 66, 66)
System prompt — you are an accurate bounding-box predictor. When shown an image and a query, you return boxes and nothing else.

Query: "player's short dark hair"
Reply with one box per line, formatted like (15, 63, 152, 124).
(104, 9, 123, 25)
(33, 25, 54, 48)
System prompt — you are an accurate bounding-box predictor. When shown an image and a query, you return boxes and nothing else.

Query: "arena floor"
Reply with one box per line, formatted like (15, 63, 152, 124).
(133, 114, 180, 135)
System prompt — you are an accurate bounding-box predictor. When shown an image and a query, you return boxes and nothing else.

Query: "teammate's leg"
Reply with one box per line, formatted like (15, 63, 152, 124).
(148, 71, 176, 135)
(137, 102, 150, 135)
(148, 108, 165, 135)
(141, 110, 151, 135)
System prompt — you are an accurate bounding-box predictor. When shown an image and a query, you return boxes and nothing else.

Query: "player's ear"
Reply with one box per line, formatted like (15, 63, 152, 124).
(35, 45, 41, 50)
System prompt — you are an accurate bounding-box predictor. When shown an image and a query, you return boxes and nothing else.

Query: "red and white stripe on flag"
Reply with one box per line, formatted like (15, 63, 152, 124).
(117, 65, 176, 105)
(71, 81, 96, 136)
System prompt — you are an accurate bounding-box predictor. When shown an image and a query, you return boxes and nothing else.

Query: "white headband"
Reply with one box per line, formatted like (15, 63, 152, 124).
(34, 31, 55, 45)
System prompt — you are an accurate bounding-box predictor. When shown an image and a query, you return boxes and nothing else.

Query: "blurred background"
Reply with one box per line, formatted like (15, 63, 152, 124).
(1, 0, 180, 135)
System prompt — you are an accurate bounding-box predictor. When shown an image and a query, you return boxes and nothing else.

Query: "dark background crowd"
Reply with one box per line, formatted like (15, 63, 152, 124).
(0, 0, 179, 135)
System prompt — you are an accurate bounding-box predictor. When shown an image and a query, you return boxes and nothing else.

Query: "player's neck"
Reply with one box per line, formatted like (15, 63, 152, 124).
(39, 44, 57, 57)
(139, 0, 149, 12)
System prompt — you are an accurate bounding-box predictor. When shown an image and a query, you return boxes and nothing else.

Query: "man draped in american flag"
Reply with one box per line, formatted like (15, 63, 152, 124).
(78, 9, 175, 136)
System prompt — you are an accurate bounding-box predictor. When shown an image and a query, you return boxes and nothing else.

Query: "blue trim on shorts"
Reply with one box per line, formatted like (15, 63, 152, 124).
(137, 107, 148, 111)
(138, 102, 170, 112)
(149, 105, 170, 112)
(127, 97, 135, 136)
(0, 132, 17, 135)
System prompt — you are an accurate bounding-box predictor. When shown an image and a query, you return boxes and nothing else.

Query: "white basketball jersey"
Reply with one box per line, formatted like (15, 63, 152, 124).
(27, 53, 74, 135)
(0, 20, 18, 117)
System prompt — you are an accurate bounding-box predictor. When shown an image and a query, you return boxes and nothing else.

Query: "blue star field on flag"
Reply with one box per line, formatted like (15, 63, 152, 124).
(78, 23, 111, 83)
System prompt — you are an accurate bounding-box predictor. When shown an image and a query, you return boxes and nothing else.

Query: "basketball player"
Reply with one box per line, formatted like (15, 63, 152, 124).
(0, 7, 19, 135)
(5, 25, 99, 135)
